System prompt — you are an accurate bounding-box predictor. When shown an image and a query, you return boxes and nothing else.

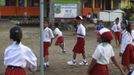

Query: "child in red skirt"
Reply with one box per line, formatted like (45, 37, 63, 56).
(67, 16, 88, 65)
(111, 17, 122, 46)
(4, 26, 37, 75)
(54, 22, 66, 53)
(87, 28, 125, 75)
(43, 20, 54, 67)
(120, 20, 134, 73)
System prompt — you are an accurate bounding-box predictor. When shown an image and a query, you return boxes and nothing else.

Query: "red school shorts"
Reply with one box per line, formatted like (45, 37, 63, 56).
(43, 42, 50, 57)
(114, 32, 121, 41)
(55, 36, 64, 45)
(73, 37, 85, 53)
(5, 66, 26, 75)
(122, 44, 134, 66)
(89, 63, 109, 75)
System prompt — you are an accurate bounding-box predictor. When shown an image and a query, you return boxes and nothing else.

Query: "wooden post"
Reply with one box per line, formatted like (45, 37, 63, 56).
(111, 0, 113, 9)
(93, 0, 95, 8)
(24, 0, 27, 7)
(16, 0, 19, 7)
(100, 0, 102, 9)
(49, 0, 54, 25)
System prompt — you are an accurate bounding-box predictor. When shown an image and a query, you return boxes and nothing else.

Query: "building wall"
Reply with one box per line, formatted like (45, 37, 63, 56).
(0, 0, 39, 17)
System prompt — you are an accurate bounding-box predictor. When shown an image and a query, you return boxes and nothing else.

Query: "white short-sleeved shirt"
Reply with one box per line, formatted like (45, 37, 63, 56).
(4, 41, 37, 71)
(54, 28, 62, 37)
(120, 30, 134, 53)
(111, 23, 122, 32)
(43, 27, 54, 42)
(77, 24, 86, 38)
(92, 43, 114, 65)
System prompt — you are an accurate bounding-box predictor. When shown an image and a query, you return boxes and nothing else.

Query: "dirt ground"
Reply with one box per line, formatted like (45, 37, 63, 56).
(0, 20, 123, 75)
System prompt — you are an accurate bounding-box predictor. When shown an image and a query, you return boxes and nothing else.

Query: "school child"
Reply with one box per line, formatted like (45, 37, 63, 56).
(120, 20, 134, 74)
(43, 20, 54, 67)
(67, 16, 88, 65)
(87, 27, 125, 75)
(111, 17, 122, 46)
(54, 22, 66, 53)
(95, 20, 104, 31)
(4, 26, 37, 75)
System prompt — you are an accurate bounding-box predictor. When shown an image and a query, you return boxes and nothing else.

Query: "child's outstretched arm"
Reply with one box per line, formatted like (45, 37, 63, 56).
(87, 58, 97, 75)
(111, 56, 126, 75)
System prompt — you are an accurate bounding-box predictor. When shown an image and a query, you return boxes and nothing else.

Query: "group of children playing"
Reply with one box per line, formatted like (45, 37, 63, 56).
(3, 16, 134, 75)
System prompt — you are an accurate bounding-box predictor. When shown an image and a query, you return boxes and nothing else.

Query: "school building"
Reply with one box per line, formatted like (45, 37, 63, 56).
(0, 0, 133, 17)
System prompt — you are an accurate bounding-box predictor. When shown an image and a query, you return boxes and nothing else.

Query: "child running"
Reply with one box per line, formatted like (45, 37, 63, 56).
(43, 20, 54, 67)
(87, 27, 125, 75)
(120, 20, 134, 74)
(111, 17, 122, 46)
(4, 26, 37, 75)
(54, 22, 66, 53)
(67, 16, 88, 65)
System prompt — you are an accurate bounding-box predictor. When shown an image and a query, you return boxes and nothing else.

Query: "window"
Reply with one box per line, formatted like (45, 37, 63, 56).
(6, 0, 16, 6)
(84, 0, 92, 8)
(95, 0, 101, 8)
(105, 0, 111, 10)
(19, 0, 24, 6)
(28, 0, 39, 7)
(113, 0, 119, 9)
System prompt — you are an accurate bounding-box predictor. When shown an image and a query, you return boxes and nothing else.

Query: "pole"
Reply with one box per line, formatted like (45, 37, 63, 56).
(40, 0, 44, 75)
(49, 0, 54, 25)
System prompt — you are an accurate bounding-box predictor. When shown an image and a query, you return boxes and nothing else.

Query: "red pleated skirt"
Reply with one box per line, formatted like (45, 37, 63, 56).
(114, 32, 121, 41)
(122, 44, 134, 66)
(5, 66, 26, 75)
(89, 64, 109, 75)
(73, 37, 85, 53)
(43, 42, 50, 57)
(55, 36, 64, 45)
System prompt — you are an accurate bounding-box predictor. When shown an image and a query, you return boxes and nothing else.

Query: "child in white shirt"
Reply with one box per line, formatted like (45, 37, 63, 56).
(4, 26, 37, 75)
(54, 22, 66, 53)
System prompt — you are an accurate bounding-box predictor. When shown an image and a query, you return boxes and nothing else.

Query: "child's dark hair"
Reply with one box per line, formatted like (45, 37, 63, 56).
(101, 37, 111, 44)
(76, 16, 83, 20)
(44, 20, 49, 24)
(115, 17, 119, 21)
(10, 26, 22, 44)
(54, 22, 59, 28)
(122, 19, 132, 35)
(126, 24, 132, 35)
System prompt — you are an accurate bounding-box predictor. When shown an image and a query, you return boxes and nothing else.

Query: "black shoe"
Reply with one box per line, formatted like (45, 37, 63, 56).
(128, 71, 132, 75)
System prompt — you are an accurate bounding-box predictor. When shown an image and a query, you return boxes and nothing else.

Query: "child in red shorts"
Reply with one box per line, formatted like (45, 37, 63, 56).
(43, 20, 54, 67)
(54, 22, 66, 53)
(4, 26, 37, 75)
(67, 16, 88, 65)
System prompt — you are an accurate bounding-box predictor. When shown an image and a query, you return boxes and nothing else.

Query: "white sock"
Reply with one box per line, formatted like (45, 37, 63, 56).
(83, 59, 87, 62)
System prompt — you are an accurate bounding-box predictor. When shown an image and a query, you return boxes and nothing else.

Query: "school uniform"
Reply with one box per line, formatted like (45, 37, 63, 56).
(90, 43, 114, 75)
(95, 25, 104, 31)
(54, 28, 64, 45)
(111, 23, 122, 42)
(4, 41, 37, 75)
(43, 27, 54, 57)
(120, 30, 134, 66)
(73, 24, 86, 53)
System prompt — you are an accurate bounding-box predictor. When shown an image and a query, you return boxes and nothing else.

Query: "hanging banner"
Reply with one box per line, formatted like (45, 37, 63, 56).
(54, 4, 77, 18)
